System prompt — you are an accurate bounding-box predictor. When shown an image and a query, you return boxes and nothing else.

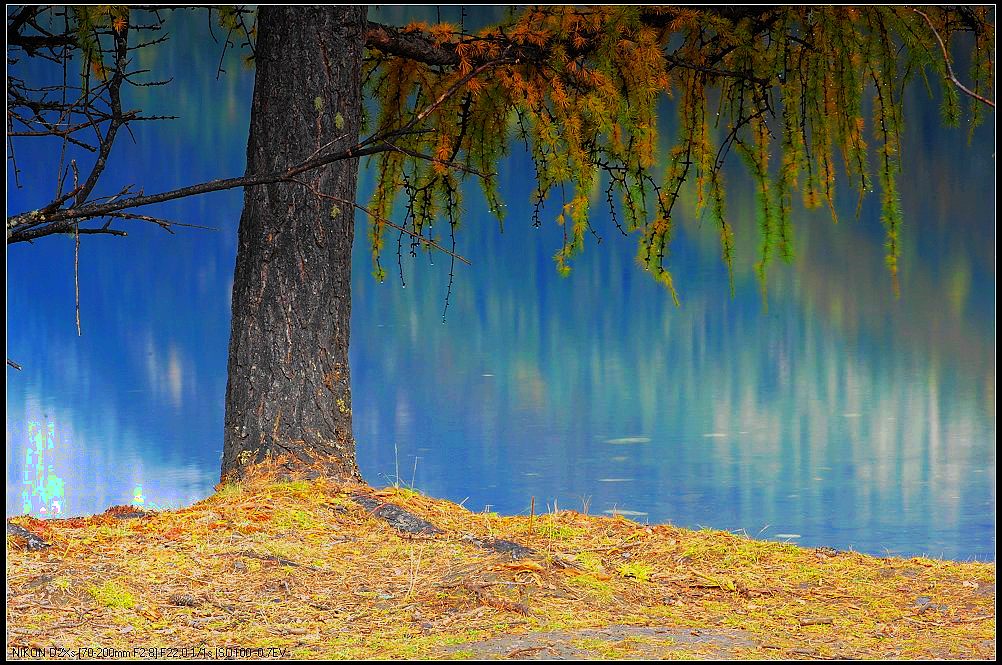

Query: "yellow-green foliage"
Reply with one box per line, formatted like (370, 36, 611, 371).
(87, 580, 136, 609)
(273, 506, 320, 530)
(213, 482, 244, 500)
(536, 518, 582, 540)
(365, 6, 994, 297)
(618, 561, 654, 582)
(574, 551, 605, 573)
(569, 573, 614, 600)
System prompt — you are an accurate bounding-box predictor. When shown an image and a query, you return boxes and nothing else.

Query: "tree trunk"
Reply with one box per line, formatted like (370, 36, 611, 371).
(221, 6, 366, 481)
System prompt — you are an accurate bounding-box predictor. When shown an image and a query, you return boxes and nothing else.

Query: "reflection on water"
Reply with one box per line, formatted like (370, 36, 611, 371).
(19, 421, 65, 516)
(6, 11, 995, 560)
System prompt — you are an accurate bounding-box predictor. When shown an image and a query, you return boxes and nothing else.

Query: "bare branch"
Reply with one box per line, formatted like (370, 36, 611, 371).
(6, 139, 391, 242)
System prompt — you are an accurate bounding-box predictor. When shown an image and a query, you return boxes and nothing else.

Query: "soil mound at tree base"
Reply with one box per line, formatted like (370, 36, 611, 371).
(7, 471, 995, 660)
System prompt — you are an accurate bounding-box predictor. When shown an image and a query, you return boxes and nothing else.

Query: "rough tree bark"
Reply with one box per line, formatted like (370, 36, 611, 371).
(221, 6, 366, 480)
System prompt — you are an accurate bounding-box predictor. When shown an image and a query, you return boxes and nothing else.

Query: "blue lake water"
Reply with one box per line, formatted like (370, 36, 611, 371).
(6, 10, 995, 560)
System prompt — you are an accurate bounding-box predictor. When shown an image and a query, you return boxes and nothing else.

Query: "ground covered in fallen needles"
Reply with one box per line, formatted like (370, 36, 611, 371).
(7, 471, 996, 660)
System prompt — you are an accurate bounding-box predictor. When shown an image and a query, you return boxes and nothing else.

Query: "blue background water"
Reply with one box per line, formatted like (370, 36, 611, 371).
(6, 9, 995, 559)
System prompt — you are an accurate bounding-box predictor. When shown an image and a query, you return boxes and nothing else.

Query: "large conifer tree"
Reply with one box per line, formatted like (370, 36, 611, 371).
(6, 6, 995, 480)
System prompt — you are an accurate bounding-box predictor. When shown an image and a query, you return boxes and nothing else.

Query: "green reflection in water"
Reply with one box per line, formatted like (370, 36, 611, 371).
(21, 421, 65, 516)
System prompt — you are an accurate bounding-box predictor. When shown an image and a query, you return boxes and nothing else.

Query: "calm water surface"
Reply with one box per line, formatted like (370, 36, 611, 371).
(6, 11, 995, 559)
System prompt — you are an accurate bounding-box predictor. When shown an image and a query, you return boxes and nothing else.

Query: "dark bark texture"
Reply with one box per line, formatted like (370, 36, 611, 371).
(222, 6, 365, 481)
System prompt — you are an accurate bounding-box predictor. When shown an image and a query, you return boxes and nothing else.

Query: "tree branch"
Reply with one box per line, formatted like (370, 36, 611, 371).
(7, 139, 402, 243)
(362, 8, 780, 69)
(365, 21, 459, 66)
(912, 8, 995, 109)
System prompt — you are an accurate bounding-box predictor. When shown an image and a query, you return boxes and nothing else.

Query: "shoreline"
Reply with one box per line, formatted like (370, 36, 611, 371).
(9, 497, 994, 566)
(7, 472, 996, 660)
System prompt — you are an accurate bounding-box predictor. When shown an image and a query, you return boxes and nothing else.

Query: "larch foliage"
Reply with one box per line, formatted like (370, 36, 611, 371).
(364, 6, 994, 300)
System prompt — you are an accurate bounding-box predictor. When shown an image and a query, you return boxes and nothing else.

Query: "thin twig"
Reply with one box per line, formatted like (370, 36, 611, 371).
(318, 192, 471, 266)
(6, 141, 395, 241)
(912, 8, 995, 108)
(74, 222, 81, 335)
(361, 59, 508, 149)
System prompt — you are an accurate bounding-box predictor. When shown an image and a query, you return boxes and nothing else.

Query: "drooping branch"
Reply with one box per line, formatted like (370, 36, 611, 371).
(7, 5, 996, 302)
(360, 5, 993, 298)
